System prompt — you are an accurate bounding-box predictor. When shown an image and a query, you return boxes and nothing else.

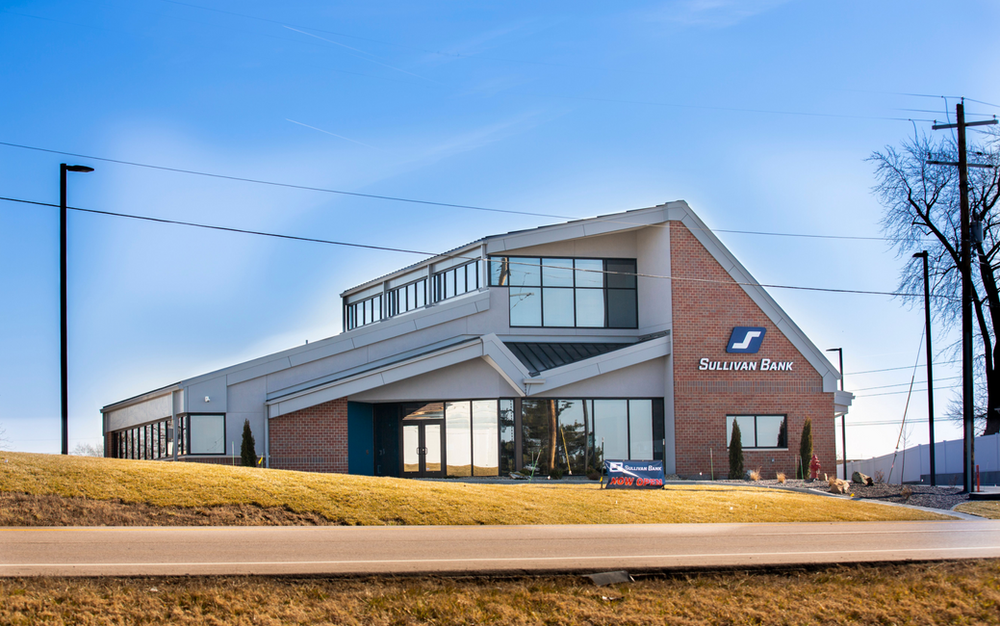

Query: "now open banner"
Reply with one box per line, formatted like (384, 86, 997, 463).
(603, 460, 665, 489)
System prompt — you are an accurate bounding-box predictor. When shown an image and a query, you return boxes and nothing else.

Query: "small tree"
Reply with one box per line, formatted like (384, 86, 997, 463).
(798, 418, 813, 479)
(728, 421, 744, 480)
(240, 419, 257, 467)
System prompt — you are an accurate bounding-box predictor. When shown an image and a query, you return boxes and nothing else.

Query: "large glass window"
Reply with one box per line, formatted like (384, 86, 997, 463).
(726, 415, 788, 449)
(440, 400, 502, 477)
(189, 414, 225, 455)
(499, 399, 516, 474)
(594, 400, 629, 462)
(472, 400, 499, 476)
(490, 257, 637, 328)
(521, 398, 660, 474)
(446, 401, 472, 477)
(554, 400, 588, 475)
(628, 400, 654, 461)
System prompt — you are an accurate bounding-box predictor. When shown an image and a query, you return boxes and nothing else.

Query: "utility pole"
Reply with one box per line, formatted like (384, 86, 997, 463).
(929, 101, 997, 492)
(913, 251, 936, 485)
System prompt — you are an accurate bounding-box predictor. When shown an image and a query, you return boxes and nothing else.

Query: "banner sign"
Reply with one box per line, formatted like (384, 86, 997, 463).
(603, 460, 665, 489)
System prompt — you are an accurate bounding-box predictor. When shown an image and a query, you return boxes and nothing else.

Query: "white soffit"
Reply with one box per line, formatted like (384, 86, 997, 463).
(484, 205, 672, 254)
(267, 339, 486, 417)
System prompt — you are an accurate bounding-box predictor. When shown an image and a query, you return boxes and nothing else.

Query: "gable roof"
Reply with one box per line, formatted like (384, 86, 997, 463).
(103, 200, 844, 414)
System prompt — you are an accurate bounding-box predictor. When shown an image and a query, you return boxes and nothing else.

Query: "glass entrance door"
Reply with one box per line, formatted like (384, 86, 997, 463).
(401, 421, 444, 477)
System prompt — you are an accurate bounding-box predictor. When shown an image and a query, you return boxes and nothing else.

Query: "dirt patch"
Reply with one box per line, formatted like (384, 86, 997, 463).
(0, 492, 337, 527)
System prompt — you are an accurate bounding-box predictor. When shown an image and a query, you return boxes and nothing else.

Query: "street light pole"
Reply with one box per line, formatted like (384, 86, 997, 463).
(913, 251, 936, 485)
(60, 163, 94, 455)
(826, 347, 845, 479)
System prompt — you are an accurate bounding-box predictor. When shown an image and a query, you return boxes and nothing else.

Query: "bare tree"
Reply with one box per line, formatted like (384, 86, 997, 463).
(71, 442, 104, 457)
(0, 423, 8, 451)
(870, 127, 1000, 435)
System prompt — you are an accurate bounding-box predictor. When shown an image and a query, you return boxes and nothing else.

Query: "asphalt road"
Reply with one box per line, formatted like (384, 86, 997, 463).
(2, 521, 999, 577)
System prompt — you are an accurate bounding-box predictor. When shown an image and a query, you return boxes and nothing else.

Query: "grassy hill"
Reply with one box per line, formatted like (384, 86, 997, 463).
(0, 452, 951, 525)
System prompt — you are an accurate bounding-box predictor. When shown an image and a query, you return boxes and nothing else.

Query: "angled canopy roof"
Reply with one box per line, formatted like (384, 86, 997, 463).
(504, 341, 635, 375)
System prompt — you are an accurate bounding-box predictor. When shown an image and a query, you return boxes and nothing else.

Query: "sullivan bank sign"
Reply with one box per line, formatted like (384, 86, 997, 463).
(697, 327, 794, 372)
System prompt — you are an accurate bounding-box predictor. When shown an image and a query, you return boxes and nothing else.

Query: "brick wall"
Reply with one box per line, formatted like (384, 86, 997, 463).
(670, 222, 835, 478)
(268, 397, 349, 473)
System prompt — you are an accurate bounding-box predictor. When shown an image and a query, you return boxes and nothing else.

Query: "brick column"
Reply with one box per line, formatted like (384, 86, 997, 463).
(269, 398, 350, 473)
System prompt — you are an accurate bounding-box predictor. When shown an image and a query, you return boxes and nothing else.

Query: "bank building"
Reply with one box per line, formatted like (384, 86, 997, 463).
(102, 201, 853, 479)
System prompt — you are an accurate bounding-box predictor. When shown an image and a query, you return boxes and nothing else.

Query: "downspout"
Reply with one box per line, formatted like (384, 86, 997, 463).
(264, 403, 270, 469)
(171, 389, 179, 462)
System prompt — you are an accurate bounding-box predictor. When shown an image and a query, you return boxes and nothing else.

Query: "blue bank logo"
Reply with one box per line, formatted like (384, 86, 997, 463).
(726, 327, 766, 353)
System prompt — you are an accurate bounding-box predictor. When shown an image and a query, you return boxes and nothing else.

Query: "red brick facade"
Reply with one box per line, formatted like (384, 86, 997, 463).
(269, 398, 349, 473)
(670, 222, 835, 478)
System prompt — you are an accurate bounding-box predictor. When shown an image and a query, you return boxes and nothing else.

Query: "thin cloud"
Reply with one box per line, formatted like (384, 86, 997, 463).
(644, 0, 793, 28)
(284, 26, 440, 84)
(285, 119, 379, 150)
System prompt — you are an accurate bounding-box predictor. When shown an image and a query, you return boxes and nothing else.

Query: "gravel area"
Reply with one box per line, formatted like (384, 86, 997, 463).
(711, 478, 968, 511)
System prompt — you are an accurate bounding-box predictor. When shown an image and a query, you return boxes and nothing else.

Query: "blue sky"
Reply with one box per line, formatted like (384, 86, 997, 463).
(1, 0, 998, 460)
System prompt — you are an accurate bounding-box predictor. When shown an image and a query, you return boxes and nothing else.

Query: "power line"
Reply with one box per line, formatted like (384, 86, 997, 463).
(853, 383, 961, 398)
(847, 359, 961, 375)
(848, 419, 935, 427)
(0, 140, 926, 244)
(0, 196, 447, 257)
(0, 141, 569, 220)
(0, 194, 938, 300)
(713, 228, 890, 242)
(965, 97, 1000, 109)
(851, 375, 961, 392)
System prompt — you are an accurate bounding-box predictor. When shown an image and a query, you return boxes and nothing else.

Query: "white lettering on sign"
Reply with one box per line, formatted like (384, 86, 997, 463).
(698, 358, 793, 372)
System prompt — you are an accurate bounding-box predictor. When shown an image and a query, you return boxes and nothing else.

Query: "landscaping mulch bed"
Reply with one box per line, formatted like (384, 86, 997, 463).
(716, 478, 968, 511)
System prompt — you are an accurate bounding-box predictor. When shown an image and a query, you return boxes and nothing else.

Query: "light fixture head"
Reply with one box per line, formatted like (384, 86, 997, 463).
(64, 165, 94, 173)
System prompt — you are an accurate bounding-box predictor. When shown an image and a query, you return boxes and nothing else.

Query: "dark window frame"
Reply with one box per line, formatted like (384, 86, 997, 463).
(725, 414, 789, 450)
(489, 256, 638, 329)
(431, 260, 481, 305)
(519, 397, 664, 473)
(186, 413, 227, 456)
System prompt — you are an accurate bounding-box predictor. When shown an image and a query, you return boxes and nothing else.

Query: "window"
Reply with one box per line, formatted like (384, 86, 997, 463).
(344, 293, 383, 331)
(499, 399, 516, 474)
(489, 257, 637, 329)
(109, 417, 175, 460)
(521, 398, 661, 474)
(432, 260, 481, 304)
(387, 278, 427, 317)
(189, 414, 226, 455)
(440, 399, 502, 478)
(726, 415, 787, 449)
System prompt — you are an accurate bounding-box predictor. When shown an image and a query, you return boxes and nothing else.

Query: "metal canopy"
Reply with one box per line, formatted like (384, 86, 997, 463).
(504, 341, 634, 375)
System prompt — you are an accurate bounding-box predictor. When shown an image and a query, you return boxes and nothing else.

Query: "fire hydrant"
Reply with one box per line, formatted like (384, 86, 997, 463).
(809, 454, 821, 480)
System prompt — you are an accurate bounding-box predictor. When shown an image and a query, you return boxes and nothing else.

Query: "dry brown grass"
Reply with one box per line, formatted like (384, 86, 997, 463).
(748, 468, 761, 481)
(0, 452, 951, 526)
(775, 472, 786, 483)
(1, 560, 998, 625)
(954, 501, 1000, 519)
